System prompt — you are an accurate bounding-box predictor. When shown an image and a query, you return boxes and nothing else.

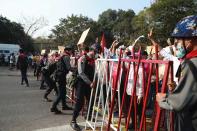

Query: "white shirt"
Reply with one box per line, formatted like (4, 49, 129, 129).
(160, 47, 180, 84)
(10, 55, 14, 63)
(126, 64, 143, 99)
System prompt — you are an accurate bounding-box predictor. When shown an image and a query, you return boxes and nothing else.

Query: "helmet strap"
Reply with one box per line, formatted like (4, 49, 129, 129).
(181, 39, 187, 59)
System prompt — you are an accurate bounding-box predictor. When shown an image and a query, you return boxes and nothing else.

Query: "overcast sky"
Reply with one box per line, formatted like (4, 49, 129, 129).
(0, 0, 151, 38)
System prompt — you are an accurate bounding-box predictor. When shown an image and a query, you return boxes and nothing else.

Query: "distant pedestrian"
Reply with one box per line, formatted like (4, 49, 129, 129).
(9, 53, 15, 70)
(17, 49, 29, 87)
(0, 53, 4, 66)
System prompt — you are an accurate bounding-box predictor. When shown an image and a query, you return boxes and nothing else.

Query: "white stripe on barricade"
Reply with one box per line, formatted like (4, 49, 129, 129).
(65, 57, 77, 104)
(84, 48, 175, 131)
(83, 58, 175, 131)
(84, 58, 124, 131)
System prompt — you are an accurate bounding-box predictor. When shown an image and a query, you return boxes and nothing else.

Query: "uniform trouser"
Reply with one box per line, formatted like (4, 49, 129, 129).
(52, 78, 67, 109)
(43, 75, 58, 98)
(33, 63, 37, 76)
(130, 97, 143, 126)
(20, 68, 29, 85)
(174, 112, 195, 131)
(72, 79, 93, 121)
(125, 95, 143, 126)
(36, 69, 41, 80)
(40, 74, 45, 88)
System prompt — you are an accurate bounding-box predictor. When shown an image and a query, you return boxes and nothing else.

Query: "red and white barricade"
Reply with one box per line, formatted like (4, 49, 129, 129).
(84, 48, 174, 131)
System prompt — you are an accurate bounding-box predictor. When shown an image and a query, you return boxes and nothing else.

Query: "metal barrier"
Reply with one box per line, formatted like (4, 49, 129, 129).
(84, 49, 174, 131)
(66, 57, 77, 105)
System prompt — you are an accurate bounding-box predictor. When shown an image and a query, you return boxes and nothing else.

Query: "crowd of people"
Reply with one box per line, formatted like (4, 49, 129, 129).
(7, 15, 197, 131)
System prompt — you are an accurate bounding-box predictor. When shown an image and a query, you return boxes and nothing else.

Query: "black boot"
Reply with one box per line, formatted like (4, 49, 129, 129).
(70, 121, 81, 131)
(50, 108, 62, 114)
(44, 97, 52, 102)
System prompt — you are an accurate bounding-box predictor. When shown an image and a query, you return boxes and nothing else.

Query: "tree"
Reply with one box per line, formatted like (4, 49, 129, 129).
(0, 16, 34, 52)
(0, 16, 25, 44)
(113, 9, 135, 45)
(18, 16, 48, 52)
(97, 9, 135, 47)
(19, 16, 48, 37)
(50, 0, 197, 49)
(132, 0, 197, 47)
(51, 14, 99, 47)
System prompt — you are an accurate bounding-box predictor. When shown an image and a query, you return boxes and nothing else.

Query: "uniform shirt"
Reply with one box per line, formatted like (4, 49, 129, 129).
(78, 54, 95, 85)
(55, 53, 71, 76)
(62, 54, 71, 71)
(158, 57, 197, 131)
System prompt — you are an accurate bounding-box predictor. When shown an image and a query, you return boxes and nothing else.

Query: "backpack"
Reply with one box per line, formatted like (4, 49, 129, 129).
(41, 62, 57, 76)
(54, 56, 69, 81)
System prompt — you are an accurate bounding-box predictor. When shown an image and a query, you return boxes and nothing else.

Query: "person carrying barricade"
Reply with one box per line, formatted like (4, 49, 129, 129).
(156, 15, 197, 131)
(148, 28, 181, 130)
(50, 45, 73, 114)
(41, 56, 58, 102)
(70, 45, 96, 131)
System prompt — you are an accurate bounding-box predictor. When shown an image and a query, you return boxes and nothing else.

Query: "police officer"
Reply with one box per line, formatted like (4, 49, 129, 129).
(42, 60, 58, 102)
(50, 45, 73, 114)
(70, 46, 96, 131)
(156, 15, 197, 131)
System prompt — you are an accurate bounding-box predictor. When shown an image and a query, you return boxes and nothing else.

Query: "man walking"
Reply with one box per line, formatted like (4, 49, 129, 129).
(17, 49, 29, 87)
(41, 60, 58, 102)
(50, 45, 73, 114)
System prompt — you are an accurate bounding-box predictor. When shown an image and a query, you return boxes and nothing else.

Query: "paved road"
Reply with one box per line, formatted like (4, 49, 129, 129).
(0, 66, 85, 131)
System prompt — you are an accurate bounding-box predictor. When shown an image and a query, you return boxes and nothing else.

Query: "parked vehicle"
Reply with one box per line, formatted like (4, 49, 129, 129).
(0, 43, 20, 64)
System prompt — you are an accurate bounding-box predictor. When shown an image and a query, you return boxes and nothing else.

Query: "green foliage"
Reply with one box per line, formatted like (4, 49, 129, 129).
(0, 16, 34, 52)
(133, 0, 197, 47)
(51, 0, 197, 48)
(97, 9, 135, 47)
(51, 14, 99, 48)
(0, 16, 25, 44)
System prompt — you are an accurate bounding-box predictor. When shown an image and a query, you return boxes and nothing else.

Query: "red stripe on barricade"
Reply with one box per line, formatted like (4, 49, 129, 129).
(170, 62, 174, 131)
(125, 48, 142, 131)
(83, 48, 174, 131)
(142, 63, 146, 131)
(107, 49, 123, 131)
(139, 63, 153, 131)
(117, 61, 131, 130)
(154, 62, 171, 131)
